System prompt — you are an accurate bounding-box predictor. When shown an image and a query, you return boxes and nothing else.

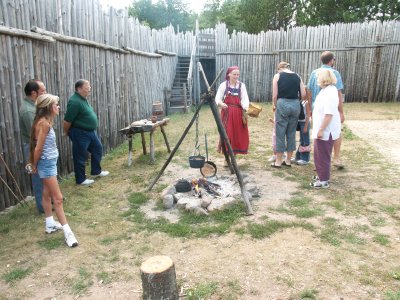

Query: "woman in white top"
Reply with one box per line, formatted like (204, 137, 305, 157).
(310, 69, 341, 188)
(215, 66, 250, 158)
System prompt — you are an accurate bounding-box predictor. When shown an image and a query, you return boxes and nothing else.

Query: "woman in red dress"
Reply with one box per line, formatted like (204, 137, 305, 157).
(215, 66, 250, 157)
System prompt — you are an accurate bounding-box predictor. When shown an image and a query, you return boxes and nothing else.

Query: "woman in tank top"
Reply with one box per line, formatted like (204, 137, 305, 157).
(271, 61, 306, 168)
(29, 94, 78, 247)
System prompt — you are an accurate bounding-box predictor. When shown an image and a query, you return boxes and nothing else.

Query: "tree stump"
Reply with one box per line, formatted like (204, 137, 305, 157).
(140, 255, 179, 300)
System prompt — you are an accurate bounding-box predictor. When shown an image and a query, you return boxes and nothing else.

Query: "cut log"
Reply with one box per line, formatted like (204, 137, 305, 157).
(140, 256, 179, 300)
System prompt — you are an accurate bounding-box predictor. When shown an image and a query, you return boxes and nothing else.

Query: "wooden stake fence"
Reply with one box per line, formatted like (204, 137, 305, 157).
(0, 0, 399, 211)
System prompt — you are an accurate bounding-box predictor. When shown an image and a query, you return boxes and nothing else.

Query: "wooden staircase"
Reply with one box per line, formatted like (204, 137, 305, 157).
(168, 56, 191, 114)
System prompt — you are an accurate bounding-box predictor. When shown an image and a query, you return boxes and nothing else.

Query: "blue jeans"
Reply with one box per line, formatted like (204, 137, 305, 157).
(23, 143, 44, 213)
(275, 98, 300, 152)
(295, 121, 310, 162)
(68, 127, 103, 184)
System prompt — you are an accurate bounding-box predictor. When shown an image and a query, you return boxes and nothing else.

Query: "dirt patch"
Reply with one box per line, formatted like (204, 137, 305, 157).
(346, 120, 400, 165)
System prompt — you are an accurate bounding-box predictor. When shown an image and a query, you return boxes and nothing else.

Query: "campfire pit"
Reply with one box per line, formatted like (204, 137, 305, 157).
(161, 175, 260, 215)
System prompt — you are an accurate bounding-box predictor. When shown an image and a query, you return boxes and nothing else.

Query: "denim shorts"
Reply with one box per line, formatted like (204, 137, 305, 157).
(37, 158, 58, 179)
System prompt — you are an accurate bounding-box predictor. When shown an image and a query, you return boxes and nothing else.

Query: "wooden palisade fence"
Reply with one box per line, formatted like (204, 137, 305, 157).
(0, 0, 399, 211)
(214, 21, 400, 103)
(0, 0, 194, 211)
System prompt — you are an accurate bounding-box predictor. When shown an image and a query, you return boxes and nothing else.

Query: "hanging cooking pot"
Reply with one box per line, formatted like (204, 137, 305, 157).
(200, 133, 217, 177)
(189, 146, 205, 168)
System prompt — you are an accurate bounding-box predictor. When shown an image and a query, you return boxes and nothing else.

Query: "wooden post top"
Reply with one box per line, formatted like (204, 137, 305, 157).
(140, 255, 174, 274)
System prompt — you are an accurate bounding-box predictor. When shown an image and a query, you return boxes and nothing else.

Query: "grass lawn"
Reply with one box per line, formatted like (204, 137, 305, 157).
(0, 102, 400, 299)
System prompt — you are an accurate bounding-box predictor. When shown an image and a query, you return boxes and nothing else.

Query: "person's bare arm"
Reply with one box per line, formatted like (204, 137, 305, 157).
(63, 120, 72, 136)
(272, 73, 279, 112)
(338, 90, 344, 123)
(303, 100, 311, 133)
(317, 114, 333, 139)
(31, 121, 49, 173)
(299, 80, 306, 100)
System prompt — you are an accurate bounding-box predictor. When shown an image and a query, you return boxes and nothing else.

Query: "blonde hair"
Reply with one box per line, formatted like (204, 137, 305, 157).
(36, 94, 59, 109)
(277, 61, 290, 71)
(317, 69, 337, 88)
(29, 94, 59, 163)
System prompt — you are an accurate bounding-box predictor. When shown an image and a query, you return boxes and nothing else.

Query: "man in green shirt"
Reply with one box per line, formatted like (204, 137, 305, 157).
(19, 79, 46, 213)
(63, 79, 109, 185)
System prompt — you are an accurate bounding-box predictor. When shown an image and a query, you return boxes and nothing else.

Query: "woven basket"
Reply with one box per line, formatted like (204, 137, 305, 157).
(248, 102, 262, 117)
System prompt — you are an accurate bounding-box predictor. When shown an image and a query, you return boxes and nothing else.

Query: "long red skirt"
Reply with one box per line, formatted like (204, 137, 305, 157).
(218, 94, 249, 154)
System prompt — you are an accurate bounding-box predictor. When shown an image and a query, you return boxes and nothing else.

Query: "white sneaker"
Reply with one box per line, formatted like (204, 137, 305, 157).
(310, 180, 330, 189)
(93, 171, 109, 178)
(65, 231, 78, 247)
(267, 155, 276, 162)
(80, 178, 94, 185)
(45, 221, 63, 234)
(296, 160, 309, 165)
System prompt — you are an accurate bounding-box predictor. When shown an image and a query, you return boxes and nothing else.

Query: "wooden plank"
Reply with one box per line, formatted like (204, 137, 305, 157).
(31, 26, 128, 53)
(0, 25, 56, 42)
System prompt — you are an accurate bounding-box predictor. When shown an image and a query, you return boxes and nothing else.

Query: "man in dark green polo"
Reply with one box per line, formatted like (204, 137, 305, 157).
(19, 79, 46, 213)
(63, 79, 109, 185)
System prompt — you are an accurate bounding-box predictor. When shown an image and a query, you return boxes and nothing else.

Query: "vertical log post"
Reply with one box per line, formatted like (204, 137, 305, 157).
(164, 87, 171, 116)
(141, 256, 179, 300)
(183, 83, 188, 113)
(150, 130, 155, 163)
(128, 134, 133, 167)
(141, 132, 147, 155)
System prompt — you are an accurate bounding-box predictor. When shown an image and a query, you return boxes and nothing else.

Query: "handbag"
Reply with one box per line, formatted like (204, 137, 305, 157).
(299, 145, 311, 153)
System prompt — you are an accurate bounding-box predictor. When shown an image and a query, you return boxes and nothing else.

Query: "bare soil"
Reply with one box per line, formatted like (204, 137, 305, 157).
(1, 103, 400, 300)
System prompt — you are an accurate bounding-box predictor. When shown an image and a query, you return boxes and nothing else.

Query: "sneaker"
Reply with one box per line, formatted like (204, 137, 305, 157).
(65, 232, 78, 247)
(80, 178, 94, 185)
(268, 155, 276, 162)
(309, 180, 329, 189)
(45, 221, 63, 234)
(93, 171, 110, 178)
(296, 160, 309, 165)
(312, 175, 319, 181)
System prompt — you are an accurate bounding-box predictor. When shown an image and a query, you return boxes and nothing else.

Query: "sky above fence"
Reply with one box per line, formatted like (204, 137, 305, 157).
(99, 0, 207, 13)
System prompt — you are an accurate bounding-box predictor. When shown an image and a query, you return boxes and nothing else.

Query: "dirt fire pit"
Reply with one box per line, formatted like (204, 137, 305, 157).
(160, 174, 260, 215)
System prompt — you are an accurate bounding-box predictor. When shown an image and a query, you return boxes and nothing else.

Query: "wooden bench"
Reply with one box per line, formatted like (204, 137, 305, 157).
(119, 118, 171, 166)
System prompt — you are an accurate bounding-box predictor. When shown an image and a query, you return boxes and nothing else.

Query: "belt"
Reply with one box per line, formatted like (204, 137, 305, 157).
(226, 104, 242, 108)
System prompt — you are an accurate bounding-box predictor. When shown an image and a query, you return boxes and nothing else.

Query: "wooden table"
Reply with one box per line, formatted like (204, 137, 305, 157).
(119, 118, 171, 166)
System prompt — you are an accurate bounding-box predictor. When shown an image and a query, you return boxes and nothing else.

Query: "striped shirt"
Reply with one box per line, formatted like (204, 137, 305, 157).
(41, 127, 59, 160)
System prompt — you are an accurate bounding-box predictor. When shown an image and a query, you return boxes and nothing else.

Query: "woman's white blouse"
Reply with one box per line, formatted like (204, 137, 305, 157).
(215, 81, 250, 110)
(312, 85, 341, 141)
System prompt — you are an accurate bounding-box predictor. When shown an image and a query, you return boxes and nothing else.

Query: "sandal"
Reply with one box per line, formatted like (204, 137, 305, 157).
(270, 162, 281, 168)
(282, 161, 291, 167)
(333, 160, 345, 170)
(309, 180, 329, 189)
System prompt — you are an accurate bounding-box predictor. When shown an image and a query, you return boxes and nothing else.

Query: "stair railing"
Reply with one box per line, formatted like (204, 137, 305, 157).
(187, 37, 197, 104)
